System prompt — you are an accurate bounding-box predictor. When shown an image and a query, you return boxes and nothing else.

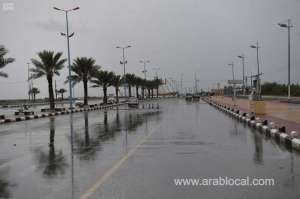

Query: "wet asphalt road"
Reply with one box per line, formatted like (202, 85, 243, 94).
(1, 99, 300, 199)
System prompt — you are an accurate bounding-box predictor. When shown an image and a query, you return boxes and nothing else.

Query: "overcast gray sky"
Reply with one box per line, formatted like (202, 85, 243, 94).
(1, 0, 300, 99)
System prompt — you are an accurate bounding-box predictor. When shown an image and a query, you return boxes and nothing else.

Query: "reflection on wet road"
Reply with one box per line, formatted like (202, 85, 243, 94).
(0, 99, 300, 199)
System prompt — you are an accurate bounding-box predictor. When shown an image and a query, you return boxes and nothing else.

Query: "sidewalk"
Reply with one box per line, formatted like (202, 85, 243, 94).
(211, 96, 300, 133)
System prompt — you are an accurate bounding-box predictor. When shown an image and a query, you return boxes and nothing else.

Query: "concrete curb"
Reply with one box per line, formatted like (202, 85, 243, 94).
(1, 103, 126, 125)
(203, 98, 298, 151)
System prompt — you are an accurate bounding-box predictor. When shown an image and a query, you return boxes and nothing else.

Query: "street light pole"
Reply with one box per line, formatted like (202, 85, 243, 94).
(278, 19, 293, 99)
(250, 42, 261, 100)
(53, 6, 80, 109)
(238, 55, 245, 95)
(152, 67, 160, 79)
(228, 62, 236, 101)
(140, 60, 150, 79)
(27, 62, 30, 102)
(65, 11, 72, 108)
(116, 45, 131, 98)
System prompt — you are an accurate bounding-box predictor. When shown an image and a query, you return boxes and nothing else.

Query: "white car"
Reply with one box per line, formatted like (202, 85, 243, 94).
(127, 97, 139, 107)
(75, 100, 84, 107)
(107, 98, 116, 104)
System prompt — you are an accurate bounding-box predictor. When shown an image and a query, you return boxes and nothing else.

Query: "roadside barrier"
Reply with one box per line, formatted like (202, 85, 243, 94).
(0, 100, 161, 125)
(202, 98, 300, 151)
(1, 103, 126, 125)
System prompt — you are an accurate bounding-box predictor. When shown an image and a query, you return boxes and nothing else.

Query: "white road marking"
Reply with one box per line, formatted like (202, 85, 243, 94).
(80, 125, 159, 199)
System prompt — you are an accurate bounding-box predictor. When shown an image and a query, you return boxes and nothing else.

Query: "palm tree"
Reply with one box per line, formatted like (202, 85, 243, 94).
(153, 77, 163, 98)
(29, 87, 40, 102)
(91, 70, 114, 104)
(58, 88, 67, 100)
(141, 79, 147, 99)
(124, 73, 136, 97)
(145, 80, 155, 98)
(68, 57, 99, 106)
(111, 74, 122, 103)
(0, 45, 15, 78)
(134, 76, 142, 99)
(30, 50, 66, 110)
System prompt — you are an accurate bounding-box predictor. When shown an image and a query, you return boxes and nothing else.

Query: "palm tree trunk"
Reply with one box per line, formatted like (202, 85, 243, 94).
(128, 85, 132, 97)
(33, 94, 36, 102)
(47, 76, 55, 110)
(103, 86, 108, 104)
(49, 118, 55, 146)
(83, 79, 88, 106)
(142, 87, 144, 99)
(156, 86, 159, 98)
(61, 93, 64, 100)
(148, 88, 150, 98)
(115, 87, 119, 103)
(84, 112, 90, 146)
(151, 89, 154, 98)
(136, 86, 139, 99)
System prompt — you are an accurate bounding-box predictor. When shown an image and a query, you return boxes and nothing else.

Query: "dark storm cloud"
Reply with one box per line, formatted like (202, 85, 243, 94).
(0, 0, 300, 99)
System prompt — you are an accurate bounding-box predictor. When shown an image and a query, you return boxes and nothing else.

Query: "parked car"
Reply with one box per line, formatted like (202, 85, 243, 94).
(107, 98, 116, 104)
(127, 97, 139, 108)
(75, 100, 84, 107)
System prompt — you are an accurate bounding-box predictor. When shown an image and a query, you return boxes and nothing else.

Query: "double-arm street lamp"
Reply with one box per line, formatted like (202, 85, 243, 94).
(53, 6, 80, 109)
(250, 42, 261, 100)
(116, 45, 131, 97)
(237, 55, 246, 95)
(278, 19, 293, 99)
(140, 60, 150, 79)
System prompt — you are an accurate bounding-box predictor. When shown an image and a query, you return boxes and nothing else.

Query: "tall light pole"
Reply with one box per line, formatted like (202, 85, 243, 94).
(228, 62, 236, 100)
(237, 55, 246, 95)
(250, 42, 261, 100)
(53, 6, 80, 109)
(116, 45, 131, 97)
(27, 62, 31, 102)
(140, 60, 150, 79)
(278, 19, 293, 99)
(180, 73, 183, 95)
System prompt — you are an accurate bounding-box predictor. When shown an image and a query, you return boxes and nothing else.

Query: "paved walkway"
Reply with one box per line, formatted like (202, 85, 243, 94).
(211, 96, 300, 133)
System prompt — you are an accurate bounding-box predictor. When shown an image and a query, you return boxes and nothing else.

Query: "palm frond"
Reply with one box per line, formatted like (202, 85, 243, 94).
(0, 71, 8, 78)
(31, 58, 46, 71)
(0, 45, 8, 57)
(0, 57, 15, 68)
(31, 50, 66, 80)
(31, 72, 45, 80)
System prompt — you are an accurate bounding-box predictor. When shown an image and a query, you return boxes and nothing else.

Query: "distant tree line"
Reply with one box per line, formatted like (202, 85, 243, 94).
(261, 82, 300, 96)
(223, 82, 300, 97)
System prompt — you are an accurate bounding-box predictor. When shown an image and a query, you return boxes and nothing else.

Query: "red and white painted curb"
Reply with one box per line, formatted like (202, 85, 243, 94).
(203, 98, 299, 151)
(0, 103, 126, 125)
